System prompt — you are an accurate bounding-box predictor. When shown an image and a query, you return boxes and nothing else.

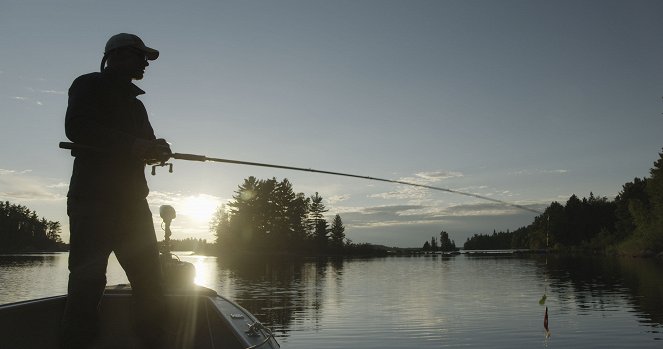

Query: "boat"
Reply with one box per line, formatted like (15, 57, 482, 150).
(0, 283, 279, 349)
(0, 205, 280, 349)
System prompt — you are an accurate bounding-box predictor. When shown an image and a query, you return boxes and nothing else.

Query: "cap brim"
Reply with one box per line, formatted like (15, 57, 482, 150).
(142, 47, 159, 60)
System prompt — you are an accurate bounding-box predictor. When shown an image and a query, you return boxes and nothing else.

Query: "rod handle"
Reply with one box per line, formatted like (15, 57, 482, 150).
(59, 142, 102, 151)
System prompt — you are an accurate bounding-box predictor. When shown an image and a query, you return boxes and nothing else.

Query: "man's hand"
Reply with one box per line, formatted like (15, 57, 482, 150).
(132, 138, 172, 164)
(152, 138, 172, 162)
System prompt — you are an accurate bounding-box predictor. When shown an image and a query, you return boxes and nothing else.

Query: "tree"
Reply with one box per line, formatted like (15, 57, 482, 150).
(287, 192, 310, 249)
(0, 201, 63, 251)
(226, 176, 262, 247)
(430, 236, 438, 251)
(212, 204, 232, 247)
(211, 177, 353, 255)
(329, 214, 346, 251)
(563, 194, 583, 245)
(313, 219, 329, 251)
(614, 178, 647, 240)
(422, 240, 431, 251)
(307, 192, 328, 236)
(439, 230, 456, 252)
(628, 150, 663, 252)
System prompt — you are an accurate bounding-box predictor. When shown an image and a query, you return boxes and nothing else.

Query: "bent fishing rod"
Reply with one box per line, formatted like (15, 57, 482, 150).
(59, 141, 543, 214)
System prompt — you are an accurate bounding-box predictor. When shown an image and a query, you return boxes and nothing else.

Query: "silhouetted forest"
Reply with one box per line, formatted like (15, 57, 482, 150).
(421, 230, 458, 252)
(211, 176, 386, 256)
(159, 238, 214, 254)
(463, 230, 515, 250)
(464, 150, 663, 256)
(7, 149, 662, 256)
(0, 201, 65, 252)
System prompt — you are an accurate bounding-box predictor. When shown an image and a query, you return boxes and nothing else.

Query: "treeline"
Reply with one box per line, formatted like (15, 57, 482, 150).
(464, 230, 514, 250)
(463, 150, 663, 256)
(212, 177, 384, 256)
(0, 201, 65, 252)
(421, 230, 458, 252)
(160, 238, 213, 254)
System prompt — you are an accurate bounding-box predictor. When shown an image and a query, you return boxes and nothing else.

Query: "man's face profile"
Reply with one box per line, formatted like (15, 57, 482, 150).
(110, 47, 149, 80)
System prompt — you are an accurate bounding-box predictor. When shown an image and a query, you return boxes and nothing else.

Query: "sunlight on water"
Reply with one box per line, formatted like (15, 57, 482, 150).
(185, 255, 216, 287)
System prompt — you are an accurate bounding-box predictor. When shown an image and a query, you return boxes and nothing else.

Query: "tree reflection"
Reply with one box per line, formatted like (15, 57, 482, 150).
(541, 255, 663, 326)
(215, 255, 346, 338)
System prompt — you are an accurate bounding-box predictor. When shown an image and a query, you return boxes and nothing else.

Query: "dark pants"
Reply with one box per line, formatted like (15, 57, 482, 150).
(61, 198, 166, 349)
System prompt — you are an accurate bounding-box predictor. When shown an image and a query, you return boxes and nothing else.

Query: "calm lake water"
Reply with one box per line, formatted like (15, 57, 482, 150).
(1, 252, 661, 348)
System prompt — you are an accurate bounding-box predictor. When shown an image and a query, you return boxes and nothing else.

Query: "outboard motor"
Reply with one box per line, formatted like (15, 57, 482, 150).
(159, 205, 196, 289)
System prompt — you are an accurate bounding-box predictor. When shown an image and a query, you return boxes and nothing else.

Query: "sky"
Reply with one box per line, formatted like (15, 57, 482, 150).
(1, 0, 662, 248)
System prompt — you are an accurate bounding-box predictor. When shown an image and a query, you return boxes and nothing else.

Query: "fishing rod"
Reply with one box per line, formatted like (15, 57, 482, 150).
(59, 141, 543, 214)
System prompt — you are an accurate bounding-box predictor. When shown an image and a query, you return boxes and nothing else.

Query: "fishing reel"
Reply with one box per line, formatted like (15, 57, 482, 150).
(151, 161, 173, 175)
(149, 144, 175, 175)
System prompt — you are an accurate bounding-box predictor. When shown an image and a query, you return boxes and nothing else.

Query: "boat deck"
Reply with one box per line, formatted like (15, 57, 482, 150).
(0, 285, 278, 349)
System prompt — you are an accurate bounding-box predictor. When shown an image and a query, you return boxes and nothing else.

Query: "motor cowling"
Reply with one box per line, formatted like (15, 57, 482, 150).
(161, 253, 196, 289)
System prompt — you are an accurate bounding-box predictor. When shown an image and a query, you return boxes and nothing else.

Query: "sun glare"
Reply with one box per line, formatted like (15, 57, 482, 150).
(179, 194, 220, 223)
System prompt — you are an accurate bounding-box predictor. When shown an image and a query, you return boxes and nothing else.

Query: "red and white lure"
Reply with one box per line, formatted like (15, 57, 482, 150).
(544, 306, 551, 338)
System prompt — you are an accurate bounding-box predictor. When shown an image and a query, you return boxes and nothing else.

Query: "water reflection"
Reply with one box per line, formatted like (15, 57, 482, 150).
(2, 253, 662, 347)
(176, 256, 663, 346)
(194, 256, 347, 338)
(541, 255, 663, 329)
(0, 253, 69, 302)
(0, 253, 60, 266)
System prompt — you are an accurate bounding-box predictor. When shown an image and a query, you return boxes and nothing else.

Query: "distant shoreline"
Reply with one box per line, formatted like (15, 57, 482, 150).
(0, 245, 69, 254)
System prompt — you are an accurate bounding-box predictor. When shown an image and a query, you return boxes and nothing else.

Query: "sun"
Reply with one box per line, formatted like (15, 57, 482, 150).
(179, 194, 221, 223)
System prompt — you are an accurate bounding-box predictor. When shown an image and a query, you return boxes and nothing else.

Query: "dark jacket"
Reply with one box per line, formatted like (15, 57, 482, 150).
(65, 68, 156, 202)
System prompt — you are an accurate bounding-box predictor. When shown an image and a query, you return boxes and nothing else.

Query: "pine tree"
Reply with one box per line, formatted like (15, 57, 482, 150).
(0, 201, 62, 251)
(314, 219, 329, 251)
(307, 192, 328, 236)
(330, 214, 346, 251)
(439, 230, 456, 252)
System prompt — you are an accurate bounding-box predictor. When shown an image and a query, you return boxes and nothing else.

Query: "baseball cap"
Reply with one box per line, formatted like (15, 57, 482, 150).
(104, 33, 159, 60)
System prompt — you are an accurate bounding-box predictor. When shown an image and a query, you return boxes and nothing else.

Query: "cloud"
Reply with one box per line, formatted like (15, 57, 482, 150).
(369, 186, 429, 201)
(368, 169, 464, 201)
(452, 201, 547, 217)
(0, 169, 31, 175)
(19, 76, 47, 82)
(511, 169, 568, 176)
(25, 87, 66, 95)
(415, 170, 463, 181)
(147, 191, 227, 237)
(454, 185, 488, 192)
(47, 182, 69, 189)
(9, 96, 44, 106)
(335, 200, 546, 230)
(327, 194, 350, 204)
(0, 169, 66, 201)
(7, 86, 62, 107)
(40, 89, 66, 95)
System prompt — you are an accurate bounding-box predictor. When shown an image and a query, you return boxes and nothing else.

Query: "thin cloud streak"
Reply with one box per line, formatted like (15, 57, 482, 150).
(40, 89, 66, 95)
(511, 169, 568, 176)
(368, 169, 464, 201)
(336, 200, 546, 230)
(9, 96, 43, 106)
(0, 169, 66, 201)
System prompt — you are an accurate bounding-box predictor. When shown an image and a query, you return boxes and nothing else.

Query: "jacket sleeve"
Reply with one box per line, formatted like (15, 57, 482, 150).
(136, 99, 157, 141)
(64, 75, 136, 155)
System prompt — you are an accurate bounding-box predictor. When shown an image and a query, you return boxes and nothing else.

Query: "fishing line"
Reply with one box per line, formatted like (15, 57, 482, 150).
(59, 142, 543, 215)
(539, 215, 552, 341)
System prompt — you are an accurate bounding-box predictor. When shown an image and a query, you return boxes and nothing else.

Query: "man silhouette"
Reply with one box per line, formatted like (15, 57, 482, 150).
(61, 33, 171, 349)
